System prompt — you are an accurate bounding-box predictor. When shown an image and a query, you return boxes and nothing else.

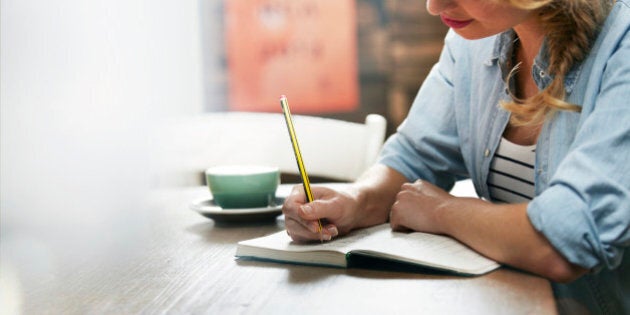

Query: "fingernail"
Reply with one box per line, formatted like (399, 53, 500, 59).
(322, 234, 332, 241)
(301, 205, 313, 215)
(327, 226, 338, 237)
(310, 222, 320, 234)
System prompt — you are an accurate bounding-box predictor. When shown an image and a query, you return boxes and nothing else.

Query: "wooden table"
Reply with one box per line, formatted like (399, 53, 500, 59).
(3, 185, 557, 314)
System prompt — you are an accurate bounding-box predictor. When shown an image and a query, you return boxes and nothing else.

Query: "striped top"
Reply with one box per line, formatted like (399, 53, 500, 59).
(487, 137, 536, 203)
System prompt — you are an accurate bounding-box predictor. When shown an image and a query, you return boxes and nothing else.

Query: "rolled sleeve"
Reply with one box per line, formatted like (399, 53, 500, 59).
(528, 183, 629, 271)
(528, 22, 630, 271)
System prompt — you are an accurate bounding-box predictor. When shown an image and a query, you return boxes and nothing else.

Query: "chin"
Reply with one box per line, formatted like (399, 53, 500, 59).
(453, 29, 501, 40)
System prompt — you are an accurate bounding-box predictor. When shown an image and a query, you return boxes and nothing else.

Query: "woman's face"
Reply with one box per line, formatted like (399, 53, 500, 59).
(426, 0, 536, 39)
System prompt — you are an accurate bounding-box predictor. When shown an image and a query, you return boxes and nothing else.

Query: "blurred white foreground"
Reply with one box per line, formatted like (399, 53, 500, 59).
(1, 1, 207, 313)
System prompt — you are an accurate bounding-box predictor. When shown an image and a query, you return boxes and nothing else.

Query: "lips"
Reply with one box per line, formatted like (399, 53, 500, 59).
(440, 15, 473, 29)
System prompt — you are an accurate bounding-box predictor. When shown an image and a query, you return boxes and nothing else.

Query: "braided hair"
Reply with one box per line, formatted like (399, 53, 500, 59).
(500, 0, 613, 126)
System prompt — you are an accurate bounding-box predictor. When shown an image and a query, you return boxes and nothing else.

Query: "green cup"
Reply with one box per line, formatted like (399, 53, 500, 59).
(205, 165, 280, 209)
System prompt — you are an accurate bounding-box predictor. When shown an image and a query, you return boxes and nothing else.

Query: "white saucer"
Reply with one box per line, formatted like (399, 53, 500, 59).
(190, 197, 284, 223)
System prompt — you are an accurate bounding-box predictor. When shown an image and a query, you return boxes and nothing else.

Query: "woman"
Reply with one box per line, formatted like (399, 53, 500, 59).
(283, 0, 629, 313)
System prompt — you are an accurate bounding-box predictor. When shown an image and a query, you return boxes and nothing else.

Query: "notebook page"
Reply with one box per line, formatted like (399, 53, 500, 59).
(351, 227, 499, 274)
(240, 224, 391, 254)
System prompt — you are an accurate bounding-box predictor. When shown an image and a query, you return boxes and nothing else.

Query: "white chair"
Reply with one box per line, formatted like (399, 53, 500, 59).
(158, 112, 387, 186)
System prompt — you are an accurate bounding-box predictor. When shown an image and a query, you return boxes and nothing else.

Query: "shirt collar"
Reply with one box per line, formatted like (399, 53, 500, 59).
(486, 29, 581, 95)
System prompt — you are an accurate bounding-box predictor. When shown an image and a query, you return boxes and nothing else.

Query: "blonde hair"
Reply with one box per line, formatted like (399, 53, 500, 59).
(501, 0, 612, 126)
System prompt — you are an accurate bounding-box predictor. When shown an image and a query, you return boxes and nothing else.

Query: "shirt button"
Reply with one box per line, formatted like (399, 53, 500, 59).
(484, 149, 490, 157)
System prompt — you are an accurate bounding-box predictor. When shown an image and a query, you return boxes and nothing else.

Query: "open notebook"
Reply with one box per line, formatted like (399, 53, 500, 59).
(236, 224, 500, 276)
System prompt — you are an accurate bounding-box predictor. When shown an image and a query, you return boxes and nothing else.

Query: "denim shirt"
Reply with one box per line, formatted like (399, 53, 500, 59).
(378, 1, 630, 313)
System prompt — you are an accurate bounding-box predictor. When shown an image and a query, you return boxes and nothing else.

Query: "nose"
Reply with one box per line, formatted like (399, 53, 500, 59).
(426, 0, 456, 15)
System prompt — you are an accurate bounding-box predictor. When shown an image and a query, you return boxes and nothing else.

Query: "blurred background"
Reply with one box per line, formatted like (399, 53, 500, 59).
(204, 0, 448, 133)
(1, 0, 446, 313)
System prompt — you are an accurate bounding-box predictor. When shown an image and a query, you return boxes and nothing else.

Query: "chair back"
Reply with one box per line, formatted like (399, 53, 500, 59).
(159, 112, 387, 185)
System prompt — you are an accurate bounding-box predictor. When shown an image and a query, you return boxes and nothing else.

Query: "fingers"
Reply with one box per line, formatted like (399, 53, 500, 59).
(285, 219, 338, 242)
(282, 185, 339, 242)
(401, 179, 424, 191)
(390, 180, 424, 232)
(390, 220, 411, 232)
(389, 200, 407, 232)
(391, 180, 453, 235)
(283, 186, 320, 231)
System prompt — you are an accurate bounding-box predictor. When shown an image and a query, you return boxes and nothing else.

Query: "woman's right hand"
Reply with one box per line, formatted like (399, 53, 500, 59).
(282, 184, 364, 243)
(283, 165, 407, 242)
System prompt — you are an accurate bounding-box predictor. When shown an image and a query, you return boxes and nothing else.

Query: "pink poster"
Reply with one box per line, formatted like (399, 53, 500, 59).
(225, 0, 359, 113)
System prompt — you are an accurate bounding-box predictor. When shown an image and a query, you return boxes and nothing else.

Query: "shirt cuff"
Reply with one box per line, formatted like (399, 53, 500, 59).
(527, 184, 604, 270)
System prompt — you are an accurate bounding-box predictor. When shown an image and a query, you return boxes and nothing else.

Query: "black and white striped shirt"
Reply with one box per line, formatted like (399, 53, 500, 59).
(487, 137, 536, 203)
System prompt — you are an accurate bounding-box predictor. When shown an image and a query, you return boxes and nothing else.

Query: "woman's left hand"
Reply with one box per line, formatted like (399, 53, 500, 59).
(389, 180, 455, 234)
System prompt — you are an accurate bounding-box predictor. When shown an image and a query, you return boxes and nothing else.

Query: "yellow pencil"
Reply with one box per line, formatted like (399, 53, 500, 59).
(279, 95, 323, 239)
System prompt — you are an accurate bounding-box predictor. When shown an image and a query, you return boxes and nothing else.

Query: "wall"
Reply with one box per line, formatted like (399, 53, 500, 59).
(199, 0, 448, 134)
